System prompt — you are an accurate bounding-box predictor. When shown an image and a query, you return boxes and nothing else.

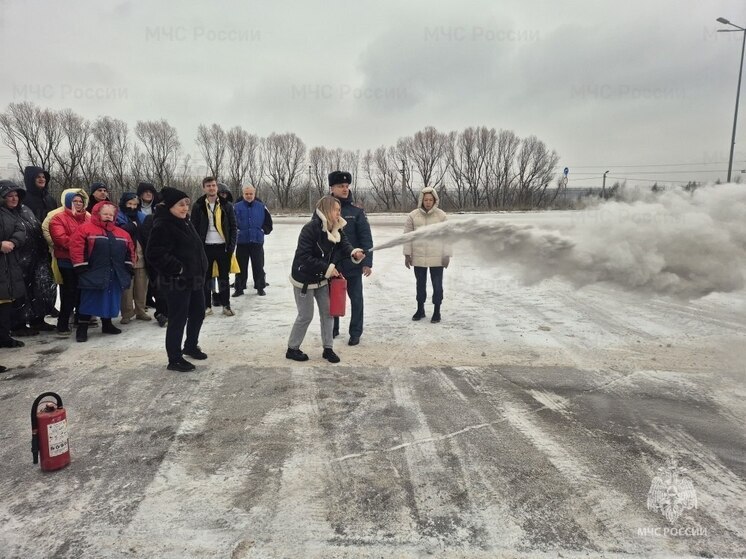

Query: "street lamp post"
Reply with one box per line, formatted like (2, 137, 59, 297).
(717, 17, 746, 183)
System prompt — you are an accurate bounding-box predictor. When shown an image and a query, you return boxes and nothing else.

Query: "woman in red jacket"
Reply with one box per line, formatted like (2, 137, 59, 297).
(69, 201, 135, 342)
(49, 192, 89, 335)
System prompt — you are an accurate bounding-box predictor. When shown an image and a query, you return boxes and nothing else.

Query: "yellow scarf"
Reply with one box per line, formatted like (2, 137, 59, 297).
(209, 202, 240, 276)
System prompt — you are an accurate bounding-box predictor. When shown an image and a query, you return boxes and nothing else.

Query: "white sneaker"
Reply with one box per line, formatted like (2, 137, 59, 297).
(222, 308, 235, 317)
(205, 307, 213, 316)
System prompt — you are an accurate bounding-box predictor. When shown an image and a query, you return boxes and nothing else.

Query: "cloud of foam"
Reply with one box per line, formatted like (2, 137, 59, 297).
(371, 184, 746, 299)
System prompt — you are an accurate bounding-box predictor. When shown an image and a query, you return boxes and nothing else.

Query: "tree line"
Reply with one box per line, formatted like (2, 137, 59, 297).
(0, 101, 566, 211)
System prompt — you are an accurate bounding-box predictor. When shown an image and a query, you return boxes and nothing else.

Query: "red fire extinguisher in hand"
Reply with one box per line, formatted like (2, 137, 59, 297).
(329, 273, 347, 317)
(31, 392, 71, 471)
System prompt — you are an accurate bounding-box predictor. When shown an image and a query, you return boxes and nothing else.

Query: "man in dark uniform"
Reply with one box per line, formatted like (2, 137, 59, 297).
(328, 170, 373, 346)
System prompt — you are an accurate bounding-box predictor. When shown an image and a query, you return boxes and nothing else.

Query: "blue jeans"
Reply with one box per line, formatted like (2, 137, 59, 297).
(333, 273, 363, 338)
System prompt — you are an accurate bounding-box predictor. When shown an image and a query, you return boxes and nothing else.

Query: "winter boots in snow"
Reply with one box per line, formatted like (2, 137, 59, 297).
(412, 303, 426, 321)
(431, 304, 441, 323)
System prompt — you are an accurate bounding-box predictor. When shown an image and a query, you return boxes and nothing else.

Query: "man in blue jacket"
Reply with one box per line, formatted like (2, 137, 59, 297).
(329, 171, 373, 346)
(233, 185, 272, 297)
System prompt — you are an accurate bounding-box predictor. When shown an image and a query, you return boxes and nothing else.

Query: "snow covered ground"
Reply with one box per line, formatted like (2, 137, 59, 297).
(0, 208, 744, 558)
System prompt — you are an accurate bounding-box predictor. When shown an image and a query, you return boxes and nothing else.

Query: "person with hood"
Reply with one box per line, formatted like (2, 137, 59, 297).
(139, 203, 168, 327)
(0, 179, 27, 349)
(22, 166, 59, 320)
(190, 177, 237, 316)
(116, 192, 150, 324)
(287, 195, 365, 364)
(69, 201, 134, 342)
(145, 188, 209, 372)
(217, 182, 234, 203)
(136, 182, 160, 216)
(233, 184, 272, 297)
(328, 171, 373, 346)
(86, 182, 110, 212)
(403, 187, 451, 323)
(22, 166, 58, 222)
(0, 182, 56, 336)
(48, 190, 90, 335)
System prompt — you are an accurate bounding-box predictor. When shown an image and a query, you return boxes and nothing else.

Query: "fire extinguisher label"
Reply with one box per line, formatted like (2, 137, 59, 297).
(47, 419, 69, 457)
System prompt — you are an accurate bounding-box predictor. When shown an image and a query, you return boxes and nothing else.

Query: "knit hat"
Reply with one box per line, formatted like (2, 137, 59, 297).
(328, 171, 352, 187)
(160, 187, 189, 209)
(89, 181, 108, 195)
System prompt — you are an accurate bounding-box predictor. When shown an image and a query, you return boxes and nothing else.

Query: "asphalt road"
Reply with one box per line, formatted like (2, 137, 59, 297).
(1, 355, 743, 558)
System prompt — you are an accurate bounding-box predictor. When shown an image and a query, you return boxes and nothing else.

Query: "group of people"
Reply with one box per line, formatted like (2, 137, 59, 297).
(0, 171, 272, 373)
(1, 167, 450, 373)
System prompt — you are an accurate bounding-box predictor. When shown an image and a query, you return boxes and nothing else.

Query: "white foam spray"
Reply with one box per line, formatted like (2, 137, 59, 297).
(371, 184, 746, 299)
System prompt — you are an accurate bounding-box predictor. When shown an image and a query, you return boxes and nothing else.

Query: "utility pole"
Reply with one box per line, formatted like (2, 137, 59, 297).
(400, 158, 407, 210)
(602, 170, 609, 199)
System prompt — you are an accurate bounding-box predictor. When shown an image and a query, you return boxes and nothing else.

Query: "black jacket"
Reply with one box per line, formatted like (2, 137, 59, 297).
(190, 195, 238, 254)
(333, 193, 373, 276)
(22, 166, 58, 222)
(0, 195, 27, 301)
(290, 212, 356, 288)
(145, 206, 208, 291)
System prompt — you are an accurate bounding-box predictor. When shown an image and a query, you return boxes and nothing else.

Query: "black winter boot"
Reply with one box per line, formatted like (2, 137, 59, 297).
(76, 321, 89, 343)
(412, 303, 426, 321)
(101, 318, 122, 335)
(431, 304, 441, 323)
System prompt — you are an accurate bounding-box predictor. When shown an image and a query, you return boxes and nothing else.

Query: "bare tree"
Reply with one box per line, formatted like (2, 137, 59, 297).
(195, 123, 227, 180)
(364, 146, 400, 211)
(410, 126, 449, 191)
(135, 119, 181, 188)
(0, 102, 62, 177)
(52, 109, 92, 189)
(447, 126, 496, 210)
(308, 146, 331, 199)
(514, 135, 559, 208)
(264, 132, 306, 208)
(226, 126, 263, 191)
(93, 116, 131, 190)
(489, 129, 520, 208)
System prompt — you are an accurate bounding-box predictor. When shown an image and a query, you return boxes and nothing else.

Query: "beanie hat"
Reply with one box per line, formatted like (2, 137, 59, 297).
(89, 181, 108, 195)
(328, 171, 352, 187)
(160, 187, 189, 209)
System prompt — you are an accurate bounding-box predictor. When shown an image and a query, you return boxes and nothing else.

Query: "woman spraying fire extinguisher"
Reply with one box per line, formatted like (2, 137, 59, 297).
(286, 196, 364, 364)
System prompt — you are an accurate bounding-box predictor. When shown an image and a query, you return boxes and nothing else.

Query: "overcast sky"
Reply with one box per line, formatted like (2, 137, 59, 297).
(1, 0, 744, 187)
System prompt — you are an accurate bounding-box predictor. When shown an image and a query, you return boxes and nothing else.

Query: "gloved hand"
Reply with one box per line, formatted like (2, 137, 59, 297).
(404, 255, 412, 269)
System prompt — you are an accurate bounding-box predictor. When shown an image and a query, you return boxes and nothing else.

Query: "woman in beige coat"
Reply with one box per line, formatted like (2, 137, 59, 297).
(403, 187, 451, 323)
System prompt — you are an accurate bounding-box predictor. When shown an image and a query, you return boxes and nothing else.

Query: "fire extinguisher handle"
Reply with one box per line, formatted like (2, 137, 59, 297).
(31, 392, 64, 429)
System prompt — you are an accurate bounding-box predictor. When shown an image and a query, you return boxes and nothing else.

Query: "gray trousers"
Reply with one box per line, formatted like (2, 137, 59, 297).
(288, 286, 333, 350)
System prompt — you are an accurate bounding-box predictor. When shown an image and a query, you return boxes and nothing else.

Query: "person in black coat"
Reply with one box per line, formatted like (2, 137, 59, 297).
(286, 195, 364, 364)
(328, 171, 373, 346)
(190, 177, 238, 316)
(0, 182, 56, 336)
(22, 166, 58, 222)
(145, 188, 209, 372)
(21, 166, 59, 320)
(0, 180, 27, 348)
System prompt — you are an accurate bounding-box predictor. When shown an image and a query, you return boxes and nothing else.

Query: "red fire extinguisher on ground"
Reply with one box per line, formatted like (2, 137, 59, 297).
(31, 392, 70, 471)
(329, 273, 347, 317)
